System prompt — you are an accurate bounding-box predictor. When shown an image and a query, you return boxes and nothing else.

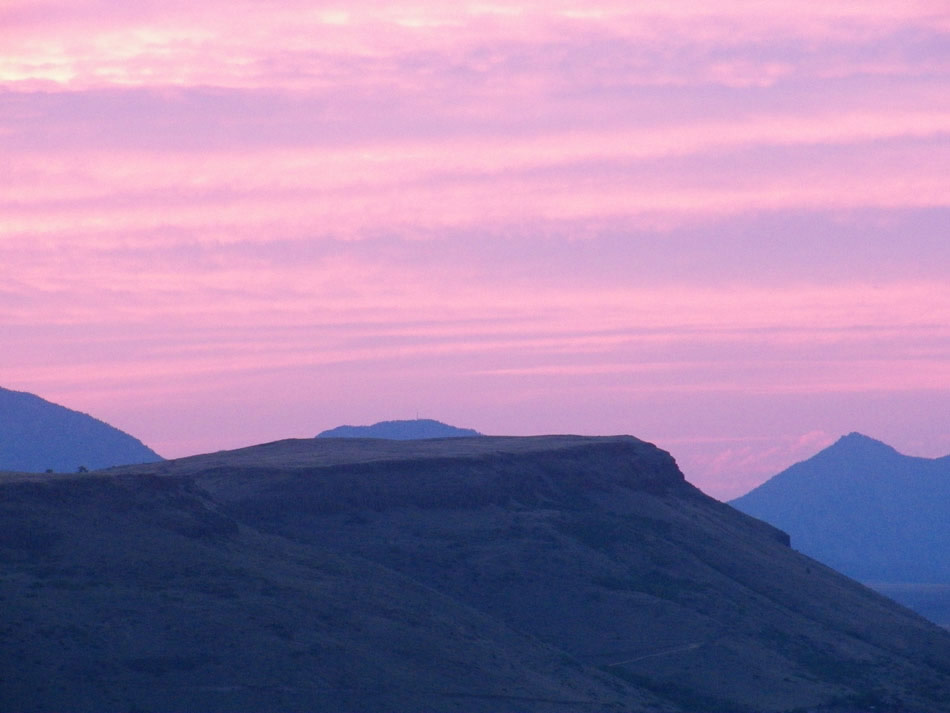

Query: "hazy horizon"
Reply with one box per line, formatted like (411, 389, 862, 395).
(2, 1, 948, 499)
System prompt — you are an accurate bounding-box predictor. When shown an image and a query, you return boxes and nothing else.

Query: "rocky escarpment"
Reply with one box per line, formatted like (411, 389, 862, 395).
(195, 436, 699, 515)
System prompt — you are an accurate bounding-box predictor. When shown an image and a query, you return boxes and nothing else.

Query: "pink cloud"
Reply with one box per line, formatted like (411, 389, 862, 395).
(3, 128, 947, 250)
(2, 2, 946, 90)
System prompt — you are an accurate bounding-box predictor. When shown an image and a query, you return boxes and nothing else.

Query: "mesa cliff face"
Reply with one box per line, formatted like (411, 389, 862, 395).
(2, 436, 949, 712)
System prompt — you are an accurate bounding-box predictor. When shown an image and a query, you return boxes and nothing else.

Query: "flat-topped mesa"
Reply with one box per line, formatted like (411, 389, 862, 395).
(9, 432, 948, 713)
(182, 435, 694, 517)
(15, 435, 789, 548)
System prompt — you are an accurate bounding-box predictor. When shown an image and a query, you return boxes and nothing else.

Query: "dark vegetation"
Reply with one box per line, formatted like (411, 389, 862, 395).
(2, 435, 950, 712)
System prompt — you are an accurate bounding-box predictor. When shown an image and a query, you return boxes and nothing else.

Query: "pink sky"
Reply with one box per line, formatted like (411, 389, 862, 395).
(2, 1, 949, 498)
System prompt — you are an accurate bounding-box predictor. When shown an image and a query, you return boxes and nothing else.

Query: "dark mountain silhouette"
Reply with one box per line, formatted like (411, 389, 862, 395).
(0, 386, 162, 472)
(317, 418, 481, 440)
(2, 435, 949, 712)
(731, 432, 950, 626)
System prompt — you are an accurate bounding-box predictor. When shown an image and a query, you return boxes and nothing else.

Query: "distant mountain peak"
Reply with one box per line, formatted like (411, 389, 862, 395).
(0, 386, 162, 472)
(835, 432, 893, 449)
(840, 431, 875, 442)
(815, 432, 901, 462)
(316, 419, 482, 440)
(730, 430, 950, 589)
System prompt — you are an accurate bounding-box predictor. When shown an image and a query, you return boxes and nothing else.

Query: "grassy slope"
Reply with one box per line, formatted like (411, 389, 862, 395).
(0, 466, 670, 713)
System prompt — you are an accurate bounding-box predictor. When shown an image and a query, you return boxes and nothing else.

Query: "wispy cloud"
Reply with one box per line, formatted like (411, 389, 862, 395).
(2, 2, 946, 89)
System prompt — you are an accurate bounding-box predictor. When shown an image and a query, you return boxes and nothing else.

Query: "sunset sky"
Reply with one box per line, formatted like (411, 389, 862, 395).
(2, 1, 949, 498)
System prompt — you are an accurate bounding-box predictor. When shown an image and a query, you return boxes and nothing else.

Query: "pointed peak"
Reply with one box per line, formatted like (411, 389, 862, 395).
(836, 431, 889, 446)
(815, 432, 900, 461)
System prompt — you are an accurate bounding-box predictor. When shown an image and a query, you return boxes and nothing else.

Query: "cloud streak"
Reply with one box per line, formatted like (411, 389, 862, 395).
(2, 1, 945, 89)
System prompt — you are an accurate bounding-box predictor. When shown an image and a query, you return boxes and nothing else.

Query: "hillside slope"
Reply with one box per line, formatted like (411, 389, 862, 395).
(0, 386, 162, 472)
(3, 435, 950, 712)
